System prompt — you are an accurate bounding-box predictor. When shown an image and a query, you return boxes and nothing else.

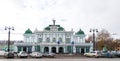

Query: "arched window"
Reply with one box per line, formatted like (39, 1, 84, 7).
(52, 38, 56, 42)
(38, 38, 42, 43)
(46, 38, 50, 43)
(59, 37, 62, 43)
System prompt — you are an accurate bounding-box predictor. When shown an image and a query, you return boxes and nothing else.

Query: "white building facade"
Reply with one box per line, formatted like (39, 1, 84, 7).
(14, 20, 93, 54)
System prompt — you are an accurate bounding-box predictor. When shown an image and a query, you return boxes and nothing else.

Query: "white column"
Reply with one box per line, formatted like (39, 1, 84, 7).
(73, 46, 76, 53)
(43, 34, 45, 43)
(80, 48, 81, 53)
(14, 46, 17, 52)
(41, 46, 44, 53)
(22, 47, 23, 51)
(32, 46, 35, 52)
(49, 46, 51, 53)
(26, 47, 28, 52)
(64, 46, 66, 53)
(57, 46, 59, 53)
(90, 46, 93, 52)
(84, 48, 86, 53)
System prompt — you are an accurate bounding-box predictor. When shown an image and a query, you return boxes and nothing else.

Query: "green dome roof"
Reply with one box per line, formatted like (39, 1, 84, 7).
(58, 27, 64, 31)
(24, 28, 33, 34)
(45, 26, 50, 30)
(76, 29, 84, 35)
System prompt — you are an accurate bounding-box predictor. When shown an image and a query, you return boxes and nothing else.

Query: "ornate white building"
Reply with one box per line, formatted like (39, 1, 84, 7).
(14, 20, 93, 54)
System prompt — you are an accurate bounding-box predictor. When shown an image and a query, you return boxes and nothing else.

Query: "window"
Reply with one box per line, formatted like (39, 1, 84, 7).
(38, 38, 42, 43)
(52, 38, 56, 42)
(46, 38, 50, 43)
(59, 37, 62, 43)
(66, 38, 70, 43)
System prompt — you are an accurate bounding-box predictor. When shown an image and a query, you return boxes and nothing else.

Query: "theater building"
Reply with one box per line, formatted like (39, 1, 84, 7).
(14, 20, 93, 54)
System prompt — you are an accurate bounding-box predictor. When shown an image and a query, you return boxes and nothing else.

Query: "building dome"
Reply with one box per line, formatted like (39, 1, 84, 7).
(24, 28, 33, 34)
(76, 29, 84, 35)
(45, 26, 50, 30)
(58, 27, 64, 31)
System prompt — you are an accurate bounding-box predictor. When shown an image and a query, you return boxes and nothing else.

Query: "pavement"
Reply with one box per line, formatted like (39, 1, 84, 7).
(0, 54, 86, 59)
(55, 54, 86, 58)
(0, 54, 120, 59)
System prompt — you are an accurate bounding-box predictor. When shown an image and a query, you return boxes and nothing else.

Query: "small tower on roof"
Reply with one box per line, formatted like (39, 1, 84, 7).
(53, 19, 56, 25)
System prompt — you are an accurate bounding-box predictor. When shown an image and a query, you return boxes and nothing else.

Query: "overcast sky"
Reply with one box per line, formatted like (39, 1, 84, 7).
(0, 0, 120, 40)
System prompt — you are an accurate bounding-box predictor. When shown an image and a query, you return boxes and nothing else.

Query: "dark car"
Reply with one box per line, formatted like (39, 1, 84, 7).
(4, 52, 14, 58)
(115, 51, 120, 57)
(101, 51, 115, 58)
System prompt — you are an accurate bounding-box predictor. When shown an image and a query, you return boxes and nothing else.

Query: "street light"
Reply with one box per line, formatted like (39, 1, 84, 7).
(5, 26, 14, 52)
(71, 41, 74, 54)
(90, 29, 98, 51)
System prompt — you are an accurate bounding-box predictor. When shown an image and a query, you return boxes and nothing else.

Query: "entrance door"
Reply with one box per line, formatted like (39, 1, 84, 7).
(28, 46, 32, 53)
(44, 47, 49, 53)
(59, 47, 64, 53)
(81, 48, 84, 54)
(23, 47, 27, 52)
(76, 46, 80, 53)
(52, 47, 56, 53)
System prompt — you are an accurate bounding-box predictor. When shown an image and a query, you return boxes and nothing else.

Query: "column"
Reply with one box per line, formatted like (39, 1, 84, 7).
(21, 47, 23, 51)
(73, 46, 76, 53)
(90, 46, 93, 52)
(80, 48, 81, 53)
(64, 46, 66, 53)
(41, 46, 44, 53)
(26, 47, 28, 53)
(57, 46, 59, 53)
(84, 48, 86, 53)
(43, 34, 45, 43)
(49, 46, 51, 53)
(32, 46, 35, 52)
(14, 46, 17, 52)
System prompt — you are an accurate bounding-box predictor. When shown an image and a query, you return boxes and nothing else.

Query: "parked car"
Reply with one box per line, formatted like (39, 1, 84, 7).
(84, 51, 102, 58)
(0, 51, 6, 57)
(43, 52, 55, 58)
(17, 51, 28, 58)
(101, 51, 115, 58)
(29, 52, 43, 58)
(115, 51, 120, 57)
(4, 52, 14, 58)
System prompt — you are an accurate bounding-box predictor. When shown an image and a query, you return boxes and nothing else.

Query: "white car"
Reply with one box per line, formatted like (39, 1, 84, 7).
(0, 51, 6, 56)
(84, 51, 102, 58)
(17, 51, 28, 58)
(29, 52, 43, 58)
(43, 52, 55, 58)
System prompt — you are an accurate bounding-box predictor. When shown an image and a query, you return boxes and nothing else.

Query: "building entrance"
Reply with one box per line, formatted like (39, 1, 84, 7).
(59, 47, 64, 53)
(52, 47, 56, 53)
(23, 47, 27, 52)
(44, 47, 49, 53)
(81, 48, 85, 54)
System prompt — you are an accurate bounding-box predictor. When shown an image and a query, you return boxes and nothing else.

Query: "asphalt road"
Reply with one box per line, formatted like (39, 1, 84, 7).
(0, 58, 120, 61)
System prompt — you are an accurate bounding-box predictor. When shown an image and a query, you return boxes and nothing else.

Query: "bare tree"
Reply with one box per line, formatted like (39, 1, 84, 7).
(96, 29, 112, 50)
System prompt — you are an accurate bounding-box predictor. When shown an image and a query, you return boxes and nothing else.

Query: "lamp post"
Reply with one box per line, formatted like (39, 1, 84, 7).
(90, 29, 98, 51)
(5, 26, 14, 52)
(71, 41, 74, 54)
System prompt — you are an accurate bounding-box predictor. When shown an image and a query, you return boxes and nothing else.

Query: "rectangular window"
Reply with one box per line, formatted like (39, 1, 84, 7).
(66, 38, 71, 43)
(38, 38, 42, 43)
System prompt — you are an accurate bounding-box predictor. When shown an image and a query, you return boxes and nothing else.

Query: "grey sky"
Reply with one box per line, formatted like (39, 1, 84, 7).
(0, 0, 120, 40)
